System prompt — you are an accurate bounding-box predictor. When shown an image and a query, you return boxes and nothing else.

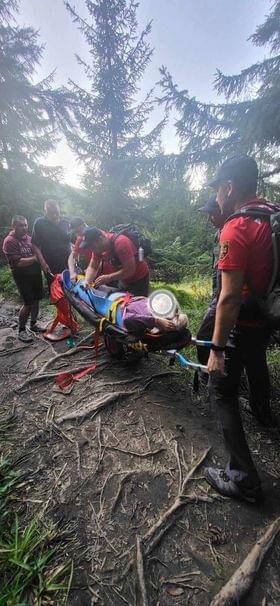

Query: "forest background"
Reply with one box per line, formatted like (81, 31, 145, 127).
(0, 0, 280, 311)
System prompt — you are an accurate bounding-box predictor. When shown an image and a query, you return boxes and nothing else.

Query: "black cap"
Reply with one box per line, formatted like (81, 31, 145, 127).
(208, 156, 258, 189)
(79, 227, 102, 249)
(199, 195, 219, 214)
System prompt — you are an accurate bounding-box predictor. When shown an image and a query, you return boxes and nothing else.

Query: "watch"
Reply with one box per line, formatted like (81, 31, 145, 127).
(210, 343, 225, 352)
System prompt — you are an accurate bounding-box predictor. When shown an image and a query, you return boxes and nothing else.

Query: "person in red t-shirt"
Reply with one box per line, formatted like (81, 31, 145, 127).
(204, 155, 276, 504)
(80, 227, 149, 296)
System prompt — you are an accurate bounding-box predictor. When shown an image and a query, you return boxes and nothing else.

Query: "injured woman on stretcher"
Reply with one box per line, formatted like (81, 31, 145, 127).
(62, 270, 188, 337)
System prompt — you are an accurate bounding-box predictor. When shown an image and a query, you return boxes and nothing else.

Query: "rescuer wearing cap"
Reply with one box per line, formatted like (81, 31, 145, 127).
(204, 155, 276, 503)
(80, 227, 150, 297)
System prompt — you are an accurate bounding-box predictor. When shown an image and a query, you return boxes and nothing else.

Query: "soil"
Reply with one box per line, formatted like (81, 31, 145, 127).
(1, 299, 280, 606)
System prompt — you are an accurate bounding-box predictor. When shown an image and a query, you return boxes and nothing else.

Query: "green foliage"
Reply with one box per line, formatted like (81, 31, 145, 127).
(151, 276, 211, 334)
(0, 266, 16, 299)
(0, 458, 72, 605)
(159, 1, 280, 182)
(65, 0, 165, 222)
(149, 177, 214, 282)
(0, 1, 72, 174)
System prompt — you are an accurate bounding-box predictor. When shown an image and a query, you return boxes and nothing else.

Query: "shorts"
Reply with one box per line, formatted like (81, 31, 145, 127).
(14, 269, 43, 305)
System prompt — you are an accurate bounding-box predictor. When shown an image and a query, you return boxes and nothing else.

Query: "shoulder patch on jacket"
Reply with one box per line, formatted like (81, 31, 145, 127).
(219, 241, 229, 260)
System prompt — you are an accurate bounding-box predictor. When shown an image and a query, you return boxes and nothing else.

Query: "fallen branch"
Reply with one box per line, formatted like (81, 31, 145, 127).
(136, 537, 148, 606)
(105, 445, 165, 458)
(210, 516, 280, 606)
(56, 390, 134, 424)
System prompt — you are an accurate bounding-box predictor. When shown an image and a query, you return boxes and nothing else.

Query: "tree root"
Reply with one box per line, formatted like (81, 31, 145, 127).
(17, 361, 108, 391)
(136, 536, 148, 606)
(118, 447, 212, 579)
(210, 516, 280, 606)
(105, 445, 165, 458)
(56, 390, 135, 425)
(111, 472, 133, 513)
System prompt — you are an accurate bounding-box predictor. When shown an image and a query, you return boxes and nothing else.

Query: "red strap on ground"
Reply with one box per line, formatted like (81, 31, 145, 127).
(56, 362, 98, 390)
(56, 330, 101, 390)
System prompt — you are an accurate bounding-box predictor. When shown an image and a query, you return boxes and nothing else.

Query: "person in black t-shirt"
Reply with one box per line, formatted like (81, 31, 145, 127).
(32, 200, 70, 287)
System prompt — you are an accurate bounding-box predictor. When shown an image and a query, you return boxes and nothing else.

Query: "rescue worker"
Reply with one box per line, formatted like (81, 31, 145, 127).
(204, 155, 275, 503)
(80, 227, 150, 296)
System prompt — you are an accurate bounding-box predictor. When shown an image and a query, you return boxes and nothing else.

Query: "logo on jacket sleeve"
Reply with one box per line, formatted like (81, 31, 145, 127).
(219, 241, 229, 260)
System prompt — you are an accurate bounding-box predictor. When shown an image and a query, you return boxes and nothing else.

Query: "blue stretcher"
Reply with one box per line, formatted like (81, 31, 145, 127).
(62, 270, 210, 372)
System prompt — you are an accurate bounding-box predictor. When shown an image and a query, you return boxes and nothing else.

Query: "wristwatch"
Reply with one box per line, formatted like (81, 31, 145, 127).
(210, 343, 225, 352)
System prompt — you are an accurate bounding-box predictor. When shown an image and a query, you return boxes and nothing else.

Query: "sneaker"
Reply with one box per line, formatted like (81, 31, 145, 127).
(205, 467, 262, 503)
(18, 329, 33, 343)
(29, 322, 46, 333)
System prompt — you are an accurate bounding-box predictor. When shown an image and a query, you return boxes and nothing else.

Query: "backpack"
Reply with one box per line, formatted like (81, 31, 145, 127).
(225, 205, 280, 328)
(108, 224, 152, 266)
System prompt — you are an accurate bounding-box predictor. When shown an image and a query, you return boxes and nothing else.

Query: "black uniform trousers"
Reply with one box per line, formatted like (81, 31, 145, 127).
(209, 325, 270, 487)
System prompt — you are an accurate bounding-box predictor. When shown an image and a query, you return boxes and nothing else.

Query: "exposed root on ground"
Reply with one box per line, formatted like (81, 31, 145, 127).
(136, 536, 149, 606)
(56, 390, 135, 424)
(211, 516, 280, 606)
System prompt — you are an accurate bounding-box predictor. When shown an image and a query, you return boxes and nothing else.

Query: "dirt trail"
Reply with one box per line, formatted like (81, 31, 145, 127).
(1, 302, 280, 605)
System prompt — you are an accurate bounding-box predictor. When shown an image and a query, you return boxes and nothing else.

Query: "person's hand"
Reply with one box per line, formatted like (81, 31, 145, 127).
(207, 349, 226, 376)
(42, 263, 53, 276)
(94, 274, 111, 288)
(70, 272, 77, 283)
(155, 318, 175, 332)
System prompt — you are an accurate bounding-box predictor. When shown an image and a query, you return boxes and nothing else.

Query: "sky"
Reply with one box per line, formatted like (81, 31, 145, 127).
(18, 0, 272, 187)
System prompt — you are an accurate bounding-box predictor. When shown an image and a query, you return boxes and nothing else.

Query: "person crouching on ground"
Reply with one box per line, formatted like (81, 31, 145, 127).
(2, 216, 44, 343)
(80, 227, 150, 297)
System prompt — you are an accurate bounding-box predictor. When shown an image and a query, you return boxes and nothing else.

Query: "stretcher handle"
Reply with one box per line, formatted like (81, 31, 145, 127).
(167, 350, 208, 373)
(191, 337, 212, 348)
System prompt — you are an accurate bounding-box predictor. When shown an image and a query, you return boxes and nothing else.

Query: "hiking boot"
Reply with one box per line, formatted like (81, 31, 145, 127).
(205, 467, 262, 504)
(18, 329, 33, 343)
(29, 322, 46, 333)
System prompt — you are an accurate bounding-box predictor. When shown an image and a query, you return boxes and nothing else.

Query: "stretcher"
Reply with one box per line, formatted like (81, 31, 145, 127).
(61, 270, 210, 373)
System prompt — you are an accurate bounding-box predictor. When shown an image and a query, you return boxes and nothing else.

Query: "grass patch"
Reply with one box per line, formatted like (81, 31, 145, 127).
(0, 458, 72, 606)
(0, 266, 16, 299)
(151, 275, 212, 334)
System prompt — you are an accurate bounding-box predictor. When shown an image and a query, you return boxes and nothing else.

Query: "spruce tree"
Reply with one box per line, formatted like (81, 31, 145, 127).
(159, 1, 280, 181)
(65, 0, 165, 223)
(0, 0, 72, 174)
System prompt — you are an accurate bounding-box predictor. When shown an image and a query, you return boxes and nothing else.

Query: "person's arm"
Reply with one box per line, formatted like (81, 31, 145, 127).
(207, 269, 244, 374)
(85, 255, 100, 285)
(95, 256, 136, 287)
(17, 256, 37, 268)
(68, 251, 77, 280)
(3, 239, 36, 270)
(32, 244, 52, 275)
